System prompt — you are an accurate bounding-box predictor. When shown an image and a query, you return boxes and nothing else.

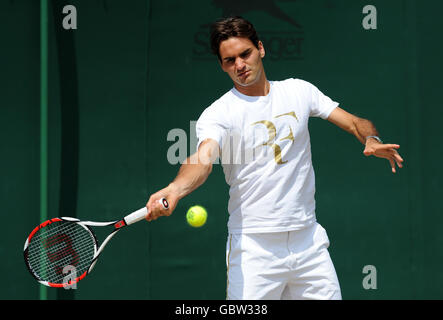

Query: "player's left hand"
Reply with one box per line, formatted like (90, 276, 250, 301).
(363, 140, 404, 173)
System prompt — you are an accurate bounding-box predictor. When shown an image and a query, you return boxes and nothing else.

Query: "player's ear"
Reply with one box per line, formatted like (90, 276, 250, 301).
(258, 41, 265, 58)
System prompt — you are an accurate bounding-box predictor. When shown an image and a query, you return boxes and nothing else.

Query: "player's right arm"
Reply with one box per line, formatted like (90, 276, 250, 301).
(145, 138, 220, 221)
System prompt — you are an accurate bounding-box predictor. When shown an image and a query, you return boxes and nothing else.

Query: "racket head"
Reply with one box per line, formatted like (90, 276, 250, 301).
(24, 217, 98, 288)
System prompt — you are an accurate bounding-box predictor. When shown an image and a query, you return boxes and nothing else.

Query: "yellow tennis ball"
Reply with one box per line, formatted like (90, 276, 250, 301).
(186, 205, 207, 227)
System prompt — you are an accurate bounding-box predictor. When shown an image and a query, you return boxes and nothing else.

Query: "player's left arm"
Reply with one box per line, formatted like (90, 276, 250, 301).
(327, 106, 404, 173)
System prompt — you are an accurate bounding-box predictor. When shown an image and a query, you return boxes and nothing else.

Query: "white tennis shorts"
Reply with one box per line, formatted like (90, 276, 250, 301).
(226, 222, 342, 300)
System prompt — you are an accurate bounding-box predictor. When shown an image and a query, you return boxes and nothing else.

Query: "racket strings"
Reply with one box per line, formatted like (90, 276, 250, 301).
(27, 223, 92, 263)
(27, 222, 90, 259)
(27, 224, 95, 282)
(26, 221, 96, 284)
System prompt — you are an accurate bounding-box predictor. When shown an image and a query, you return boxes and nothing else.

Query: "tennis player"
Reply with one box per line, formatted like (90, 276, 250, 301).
(145, 16, 403, 300)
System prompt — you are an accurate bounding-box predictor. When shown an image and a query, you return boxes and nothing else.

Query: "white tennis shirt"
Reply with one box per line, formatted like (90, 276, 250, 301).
(196, 78, 338, 234)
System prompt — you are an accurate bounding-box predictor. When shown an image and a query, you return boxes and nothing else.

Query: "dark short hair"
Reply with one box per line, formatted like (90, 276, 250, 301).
(210, 16, 260, 61)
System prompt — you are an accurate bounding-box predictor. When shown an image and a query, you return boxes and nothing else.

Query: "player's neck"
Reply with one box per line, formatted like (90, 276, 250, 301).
(234, 74, 270, 97)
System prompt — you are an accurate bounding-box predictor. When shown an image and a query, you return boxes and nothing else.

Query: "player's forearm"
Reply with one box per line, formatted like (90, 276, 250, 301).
(168, 154, 213, 200)
(352, 117, 379, 144)
(166, 139, 219, 200)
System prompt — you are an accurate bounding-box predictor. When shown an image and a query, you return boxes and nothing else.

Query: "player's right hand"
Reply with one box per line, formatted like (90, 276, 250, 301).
(145, 185, 179, 222)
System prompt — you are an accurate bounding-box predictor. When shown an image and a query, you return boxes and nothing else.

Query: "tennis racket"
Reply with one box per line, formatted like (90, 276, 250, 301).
(23, 198, 169, 288)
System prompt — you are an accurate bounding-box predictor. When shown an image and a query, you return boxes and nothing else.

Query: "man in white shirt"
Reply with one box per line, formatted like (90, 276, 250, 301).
(145, 16, 403, 299)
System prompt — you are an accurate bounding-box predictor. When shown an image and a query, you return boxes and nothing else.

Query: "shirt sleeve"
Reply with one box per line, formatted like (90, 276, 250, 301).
(295, 79, 339, 120)
(195, 101, 230, 151)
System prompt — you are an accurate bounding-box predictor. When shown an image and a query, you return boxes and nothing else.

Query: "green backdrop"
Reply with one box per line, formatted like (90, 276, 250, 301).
(1, 0, 442, 300)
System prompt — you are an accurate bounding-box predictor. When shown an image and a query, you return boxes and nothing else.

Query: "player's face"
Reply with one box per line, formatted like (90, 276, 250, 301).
(219, 37, 266, 88)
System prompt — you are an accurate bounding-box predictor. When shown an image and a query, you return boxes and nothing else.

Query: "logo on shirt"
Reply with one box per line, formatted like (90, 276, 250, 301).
(250, 111, 298, 164)
(165, 111, 299, 166)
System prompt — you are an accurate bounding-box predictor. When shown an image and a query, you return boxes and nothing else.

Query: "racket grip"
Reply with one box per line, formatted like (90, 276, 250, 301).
(124, 198, 169, 226)
(124, 207, 148, 226)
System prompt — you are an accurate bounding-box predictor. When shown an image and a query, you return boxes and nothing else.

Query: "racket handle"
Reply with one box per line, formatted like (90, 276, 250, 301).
(124, 207, 147, 226)
(124, 198, 169, 226)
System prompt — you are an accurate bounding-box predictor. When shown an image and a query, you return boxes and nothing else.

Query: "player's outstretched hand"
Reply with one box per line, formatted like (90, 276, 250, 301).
(145, 185, 179, 222)
(363, 139, 404, 173)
